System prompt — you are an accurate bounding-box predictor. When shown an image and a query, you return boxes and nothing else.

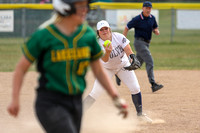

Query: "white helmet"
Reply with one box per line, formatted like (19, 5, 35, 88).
(53, 0, 89, 16)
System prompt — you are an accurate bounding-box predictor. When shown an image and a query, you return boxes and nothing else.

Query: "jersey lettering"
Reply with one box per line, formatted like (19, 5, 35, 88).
(51, 47, 90, 62)
(77, 61, 89, 75)
(110, 45, 124, 58)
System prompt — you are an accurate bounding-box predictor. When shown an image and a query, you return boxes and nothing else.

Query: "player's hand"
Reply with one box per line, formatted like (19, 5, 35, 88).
(7, 99, 20, 117)
(113, 97, 128, 118)
(103, 43, 112, 54)
(153, 28, 160, 35)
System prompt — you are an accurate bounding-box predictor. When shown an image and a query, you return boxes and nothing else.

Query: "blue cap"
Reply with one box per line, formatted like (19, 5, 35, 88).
(143, 1, 152, 8)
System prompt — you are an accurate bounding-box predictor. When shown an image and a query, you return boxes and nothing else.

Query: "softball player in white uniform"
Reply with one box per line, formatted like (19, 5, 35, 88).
(84, 20, 152, 121)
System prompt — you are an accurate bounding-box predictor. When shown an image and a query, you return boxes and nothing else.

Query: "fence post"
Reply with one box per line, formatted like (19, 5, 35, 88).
(21, 8, 26, 42)
(171, 8, 175, 43)
(21, 0, 26, 42)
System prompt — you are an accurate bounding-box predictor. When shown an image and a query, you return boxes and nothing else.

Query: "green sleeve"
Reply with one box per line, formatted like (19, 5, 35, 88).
(21, 29, 44, 63)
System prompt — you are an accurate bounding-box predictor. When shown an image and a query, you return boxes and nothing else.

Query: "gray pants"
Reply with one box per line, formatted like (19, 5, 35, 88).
(134, 39, 155, 84)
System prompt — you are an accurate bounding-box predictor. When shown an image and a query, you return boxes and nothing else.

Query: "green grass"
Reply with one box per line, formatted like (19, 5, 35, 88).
(150, 43, 200, 70)
(0, 38, 199, 72)
(0, 10, 200, 72)
(0, 38, 35, 72)
(0, 38, 22, 71)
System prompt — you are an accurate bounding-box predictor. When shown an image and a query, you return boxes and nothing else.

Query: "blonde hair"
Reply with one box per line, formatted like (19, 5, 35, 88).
(38, 12, 64, 29)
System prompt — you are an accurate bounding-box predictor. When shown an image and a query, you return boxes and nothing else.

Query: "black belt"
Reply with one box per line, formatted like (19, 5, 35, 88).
(135, 37, 150, 43)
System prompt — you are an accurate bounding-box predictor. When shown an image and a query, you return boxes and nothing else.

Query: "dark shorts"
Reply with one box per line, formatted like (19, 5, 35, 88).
(35, 89, 82, 133)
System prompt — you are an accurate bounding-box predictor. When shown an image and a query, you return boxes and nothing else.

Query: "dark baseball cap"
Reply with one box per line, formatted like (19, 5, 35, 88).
(143, 1, 152, 8)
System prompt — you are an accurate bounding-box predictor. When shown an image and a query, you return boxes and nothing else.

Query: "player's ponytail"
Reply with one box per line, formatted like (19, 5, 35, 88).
(38, 12, 57, 29)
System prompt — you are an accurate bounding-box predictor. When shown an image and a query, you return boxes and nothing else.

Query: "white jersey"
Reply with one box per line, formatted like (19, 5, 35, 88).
(99, 32, 130, 70)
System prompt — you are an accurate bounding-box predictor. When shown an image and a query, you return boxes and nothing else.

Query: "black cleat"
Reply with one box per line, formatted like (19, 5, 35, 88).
(151, 83, 163, 92)
(115, 75, 121, 86)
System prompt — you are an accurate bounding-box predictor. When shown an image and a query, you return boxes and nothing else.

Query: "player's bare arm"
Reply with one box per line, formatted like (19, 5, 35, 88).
(123, 27, 129, 37)
(7, 55, 31, 117)
(124, 44, 134, 57)
(123, 44, 141, 71)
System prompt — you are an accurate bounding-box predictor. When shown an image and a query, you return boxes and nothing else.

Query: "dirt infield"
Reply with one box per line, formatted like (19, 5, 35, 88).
(0, 70, 200, 133)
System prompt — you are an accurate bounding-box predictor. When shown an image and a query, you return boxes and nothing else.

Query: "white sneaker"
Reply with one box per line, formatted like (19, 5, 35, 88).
(137, 113, 153, 123)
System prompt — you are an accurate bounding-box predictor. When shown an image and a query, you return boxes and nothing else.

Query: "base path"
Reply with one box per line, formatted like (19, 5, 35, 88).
(0, 70, 200, 133)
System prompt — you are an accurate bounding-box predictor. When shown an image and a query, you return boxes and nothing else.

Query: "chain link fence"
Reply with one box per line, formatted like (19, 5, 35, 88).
(0, 8, 104, 38)
(0, 9, 52, 38)
(0, 3, 200, 43)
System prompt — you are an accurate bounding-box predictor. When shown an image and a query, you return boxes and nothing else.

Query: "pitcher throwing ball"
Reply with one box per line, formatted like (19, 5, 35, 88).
(84, 20, 152, 122)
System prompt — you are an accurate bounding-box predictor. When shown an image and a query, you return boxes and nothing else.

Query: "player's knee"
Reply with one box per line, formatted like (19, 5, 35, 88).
(129, 84, 140, 94)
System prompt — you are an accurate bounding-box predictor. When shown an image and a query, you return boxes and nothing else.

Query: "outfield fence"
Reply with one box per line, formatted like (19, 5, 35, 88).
(0, 2, 200, 43)
(0, 2, 200, 71)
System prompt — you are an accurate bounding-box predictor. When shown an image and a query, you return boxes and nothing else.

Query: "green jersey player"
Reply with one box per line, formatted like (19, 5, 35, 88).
(7, 0, 128, 133)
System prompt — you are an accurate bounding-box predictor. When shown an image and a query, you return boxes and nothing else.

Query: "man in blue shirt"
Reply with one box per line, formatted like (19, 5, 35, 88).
(116, 1, 163, 92)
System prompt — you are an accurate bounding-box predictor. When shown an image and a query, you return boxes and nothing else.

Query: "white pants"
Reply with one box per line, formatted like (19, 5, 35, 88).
(89, 62, 141, 100)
